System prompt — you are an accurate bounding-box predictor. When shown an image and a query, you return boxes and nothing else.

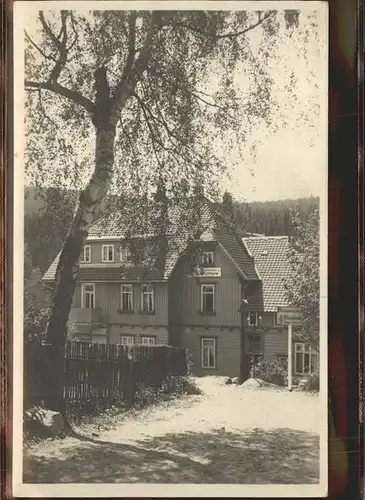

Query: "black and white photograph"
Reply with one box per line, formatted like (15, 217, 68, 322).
(13, 1, 328, 496)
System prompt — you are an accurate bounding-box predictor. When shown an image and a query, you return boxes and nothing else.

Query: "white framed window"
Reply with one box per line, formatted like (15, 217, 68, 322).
(80, 245, 91, 263)
(120, 246, 133, 263)
(141, 284, 154, 312)
(201, 284, 215, 313)
(202, 251, 214, 266)
(81, 283, 95, 309)
(141, 336, 156, 346)
(246, 333, 263, 354)
(120, 284, 133, 312)
(102, 244, 115, 262)
(248, 312, 258, 327)
(295, 343, 318, 375)
(201, 338, 216, 368)
(120, 335, 135, 346)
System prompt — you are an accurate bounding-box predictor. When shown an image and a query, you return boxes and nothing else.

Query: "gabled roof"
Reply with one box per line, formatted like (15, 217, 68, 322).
(43, 198, 259, 283)
(242, 236, 291, 312)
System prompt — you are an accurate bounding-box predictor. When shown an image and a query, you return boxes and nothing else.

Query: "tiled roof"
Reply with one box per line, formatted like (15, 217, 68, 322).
(242, 236, 291, 312)
(43, 198, 259, 283)
(43, 251, 61, 282)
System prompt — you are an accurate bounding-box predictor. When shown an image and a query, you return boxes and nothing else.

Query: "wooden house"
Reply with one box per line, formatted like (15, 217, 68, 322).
(43, 200, 318, 380)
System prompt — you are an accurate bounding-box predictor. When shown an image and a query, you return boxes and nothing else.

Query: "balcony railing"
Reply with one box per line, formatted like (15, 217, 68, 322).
(70, 308, 102, 324)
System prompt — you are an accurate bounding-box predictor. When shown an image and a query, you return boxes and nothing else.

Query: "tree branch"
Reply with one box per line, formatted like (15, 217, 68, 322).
(136, 94, 211, 175)
(38, 11, 74, 84)
(111, 12, 164, 116)
(24, 30, 57, 62)
(39, 11, 65, 50)
(176, 11, 274, 40)
(119, 12, 137, 88)
(25, 80, 95, 113)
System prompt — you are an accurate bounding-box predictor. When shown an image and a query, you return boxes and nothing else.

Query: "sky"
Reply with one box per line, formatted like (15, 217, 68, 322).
(20, 2, 328, 204)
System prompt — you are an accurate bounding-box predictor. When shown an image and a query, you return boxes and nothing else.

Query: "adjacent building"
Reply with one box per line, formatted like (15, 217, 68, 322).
(43, 199, 318, 380)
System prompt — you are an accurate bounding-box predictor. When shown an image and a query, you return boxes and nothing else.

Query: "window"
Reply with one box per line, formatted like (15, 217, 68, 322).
(80, 245, 91, 263)
(248, 312, 258, 327)
(201, 338, 216, 368)
(120, 336, 135, 346)
(120, 284, 133, 312)
(295, 343, 318, 375)
(201, 284, 215, 313)
(81, 283, 95, 309)
(102, 244, 114, 262)
(120, 246, 133, 263)
(246, 334, 263, 354)
(141, 284, 154, 312)
(141, 337, 156, 346)
(202, 251, 214, 266)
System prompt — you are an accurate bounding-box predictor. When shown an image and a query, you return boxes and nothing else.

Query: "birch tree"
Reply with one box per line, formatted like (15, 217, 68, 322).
(24, 7, 321, 412)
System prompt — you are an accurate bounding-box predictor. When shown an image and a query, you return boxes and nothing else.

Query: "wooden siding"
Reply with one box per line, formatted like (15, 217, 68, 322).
(180, 326, 241, 377)
(73, 284, 81, 308)
(109, 325, 169, 346)
(73, 282, 168, 326)
(169, 249, 244, 328)
(264, 329, 289, 360)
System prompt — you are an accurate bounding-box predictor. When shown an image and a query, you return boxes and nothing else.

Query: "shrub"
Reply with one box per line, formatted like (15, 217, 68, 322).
(133, 375, 202, 410)
(302, 371, 319, 392)
(251, 357, 287, 386)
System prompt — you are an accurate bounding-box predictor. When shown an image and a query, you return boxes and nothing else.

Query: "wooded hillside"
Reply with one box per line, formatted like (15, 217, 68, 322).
(234, 196, 319, 236)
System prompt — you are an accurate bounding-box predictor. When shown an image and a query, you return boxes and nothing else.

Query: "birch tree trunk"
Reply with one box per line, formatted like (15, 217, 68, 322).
(44, 119, 117, 414)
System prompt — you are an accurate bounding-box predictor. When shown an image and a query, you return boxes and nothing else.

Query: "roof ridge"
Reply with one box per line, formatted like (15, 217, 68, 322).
(242, 235, 289, 240)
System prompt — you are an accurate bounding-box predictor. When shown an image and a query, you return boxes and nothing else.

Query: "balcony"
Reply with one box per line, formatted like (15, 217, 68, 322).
(70, 307, 103, 324)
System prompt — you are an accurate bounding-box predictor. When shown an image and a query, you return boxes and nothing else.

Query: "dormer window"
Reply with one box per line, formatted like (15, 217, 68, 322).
(80, 245, 91, 263)
(202, 251, 214, 266)
(120, 246, 133, 263)
(102, 244, 114, 262)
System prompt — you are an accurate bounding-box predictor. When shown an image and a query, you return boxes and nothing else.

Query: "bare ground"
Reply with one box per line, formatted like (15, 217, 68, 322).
(23, 377, 320, 484)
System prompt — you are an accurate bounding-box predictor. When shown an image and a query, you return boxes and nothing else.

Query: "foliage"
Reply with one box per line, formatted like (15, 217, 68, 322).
(285, 207, 320, 347)
(24, 244, 51, 342)
(23, 9, 320, 216)
(301, 371, 319, 392)
(251, 356, 288, 386)
(133, 375, 203, 410)
(24, 187, 76, 273)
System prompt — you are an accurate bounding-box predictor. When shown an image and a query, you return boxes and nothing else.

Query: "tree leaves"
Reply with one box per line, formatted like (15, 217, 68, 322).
(285, 207, 320, 347)
(24, 8, 321, 206)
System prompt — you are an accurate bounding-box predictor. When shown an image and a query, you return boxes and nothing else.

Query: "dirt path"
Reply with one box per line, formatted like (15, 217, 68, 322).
(23, 377, 320, 484)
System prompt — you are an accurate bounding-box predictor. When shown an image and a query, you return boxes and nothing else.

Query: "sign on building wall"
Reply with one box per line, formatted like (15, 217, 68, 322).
(194, 267, 222, 277)
(277, 307, 302, 326)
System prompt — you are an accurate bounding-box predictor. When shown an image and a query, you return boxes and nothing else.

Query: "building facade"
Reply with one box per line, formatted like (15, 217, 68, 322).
(43, 202, 318, 380)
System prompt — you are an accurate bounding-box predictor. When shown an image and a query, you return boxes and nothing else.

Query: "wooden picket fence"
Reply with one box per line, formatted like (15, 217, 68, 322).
(24, 340, 188, 421)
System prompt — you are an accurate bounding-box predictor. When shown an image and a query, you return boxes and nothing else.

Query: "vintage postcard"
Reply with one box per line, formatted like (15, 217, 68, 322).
(13, 1, 328, 497)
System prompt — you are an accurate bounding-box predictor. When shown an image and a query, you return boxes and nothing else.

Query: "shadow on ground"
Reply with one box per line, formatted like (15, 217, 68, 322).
(23, 427, 319, 484)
